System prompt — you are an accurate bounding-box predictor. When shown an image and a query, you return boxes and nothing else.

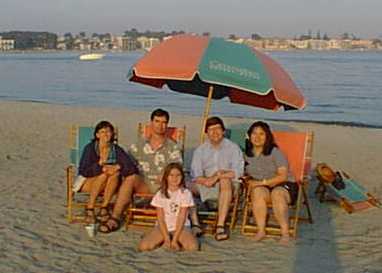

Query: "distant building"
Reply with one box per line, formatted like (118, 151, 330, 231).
(137, 36, 160, 51)
(121, 36, 137, 51)
(0, 36, 15, 51)
(56, 36, 67, 50)
(351, 39, 373, 49)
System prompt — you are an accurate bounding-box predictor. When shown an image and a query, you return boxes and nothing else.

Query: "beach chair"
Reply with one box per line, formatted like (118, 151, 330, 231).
(227, 127, 314, 238)
(66, 125, 118, 223)
(315, 163, 380, 213)
(124, 123, 186, 230)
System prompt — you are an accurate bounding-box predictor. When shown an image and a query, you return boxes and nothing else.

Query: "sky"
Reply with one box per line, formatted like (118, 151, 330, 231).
(0, 0, 381, 39)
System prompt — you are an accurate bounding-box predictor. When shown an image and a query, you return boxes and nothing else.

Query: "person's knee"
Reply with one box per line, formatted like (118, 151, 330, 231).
(109, 171, 120, 179)
(219, 178, 232, 192)
(138, 240, 154, 252)
(271, 188, 288, 204)
(252, 188, 268, 202)
(121, 174, 137, 189)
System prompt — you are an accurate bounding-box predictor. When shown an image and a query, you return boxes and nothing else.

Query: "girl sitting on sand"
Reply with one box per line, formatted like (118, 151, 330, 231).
(138, 163, 199, 251)
(75, 120, 138, 224)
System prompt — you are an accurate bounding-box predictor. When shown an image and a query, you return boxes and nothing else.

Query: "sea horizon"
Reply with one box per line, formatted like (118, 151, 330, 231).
(1, 50, 381, 128)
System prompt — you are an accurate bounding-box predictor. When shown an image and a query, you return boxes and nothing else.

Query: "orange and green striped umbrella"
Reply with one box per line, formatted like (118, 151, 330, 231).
(128, 34, 306, 140)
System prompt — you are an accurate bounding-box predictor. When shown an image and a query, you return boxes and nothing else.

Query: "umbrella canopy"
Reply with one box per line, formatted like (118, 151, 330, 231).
(127, 34, 306, 141)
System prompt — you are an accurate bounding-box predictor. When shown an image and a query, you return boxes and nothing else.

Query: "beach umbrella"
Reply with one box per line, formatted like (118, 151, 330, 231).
(127, 34, 306, 142)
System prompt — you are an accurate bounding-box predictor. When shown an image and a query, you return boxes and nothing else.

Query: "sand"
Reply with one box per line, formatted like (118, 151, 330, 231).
(0, 100, 381, 273)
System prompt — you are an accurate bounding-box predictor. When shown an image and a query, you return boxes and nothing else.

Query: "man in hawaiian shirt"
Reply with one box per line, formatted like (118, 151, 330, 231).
(99, 109, 202, 233)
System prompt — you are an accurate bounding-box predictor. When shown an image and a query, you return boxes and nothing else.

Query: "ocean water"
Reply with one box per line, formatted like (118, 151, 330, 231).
(0, 51, 381, 128)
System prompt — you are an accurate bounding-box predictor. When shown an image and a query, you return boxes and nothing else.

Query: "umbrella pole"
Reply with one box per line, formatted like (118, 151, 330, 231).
(200, 85, 214, 143)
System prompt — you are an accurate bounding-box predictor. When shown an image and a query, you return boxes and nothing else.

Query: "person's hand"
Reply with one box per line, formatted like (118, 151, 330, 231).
(204, 176, 219, 187)
(163, 237, 171, 249)
(170, 239, 181, 251)
(102, 164, 120, 175)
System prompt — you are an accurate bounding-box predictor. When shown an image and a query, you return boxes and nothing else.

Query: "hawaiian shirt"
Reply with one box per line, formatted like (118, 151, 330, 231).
(129, 138, 182, 193)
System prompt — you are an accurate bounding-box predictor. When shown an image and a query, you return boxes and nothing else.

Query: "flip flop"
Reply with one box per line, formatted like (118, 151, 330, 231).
(214, 225, 229, 241)
(97, 206, 110, 223)
(85, 208, 96, 224)
(98, 217, 120, 233)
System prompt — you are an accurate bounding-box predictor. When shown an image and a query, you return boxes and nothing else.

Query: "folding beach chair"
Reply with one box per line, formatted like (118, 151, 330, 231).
(66, 125, 118, 223)
(315, 163, 380, 213)
(124, 123, 186, 230)
(227, 127, 314, 238)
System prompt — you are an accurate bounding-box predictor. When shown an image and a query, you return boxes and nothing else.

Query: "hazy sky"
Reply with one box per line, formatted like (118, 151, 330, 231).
(1, 0, 381, 38)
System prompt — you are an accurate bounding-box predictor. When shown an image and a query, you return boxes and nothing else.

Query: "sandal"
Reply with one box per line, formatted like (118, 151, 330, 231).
(85, 208, 96, 224)
(191, 224, 203, 237)
(98, 217, 120, 233)
(214, 225, 229, 241)
(97, 206, 110, 223)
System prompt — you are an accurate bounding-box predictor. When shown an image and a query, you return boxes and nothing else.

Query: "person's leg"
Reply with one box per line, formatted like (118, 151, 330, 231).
(97, 172, 120, 222)
(99, 175, 148, 232)
(81, 175, 108, 223)
(271, 187, 291, 245)
(251, 186, 271, 241)
(110, 174, 140, 219)
(187, 183, 202, 236)
(101, 172, 120, 207)
(217, 178, 232, 227)
(178, 228, 199, 251)
(138, 226, 165, 252)
(214, 178, 232, 240)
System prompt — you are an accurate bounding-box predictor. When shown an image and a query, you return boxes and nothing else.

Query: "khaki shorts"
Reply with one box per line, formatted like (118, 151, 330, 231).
(196, 179, 240, 202)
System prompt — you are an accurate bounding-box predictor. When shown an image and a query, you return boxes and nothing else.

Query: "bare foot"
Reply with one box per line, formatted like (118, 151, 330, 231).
(253, 231, 266, 242)
(279, 234, 291, 246)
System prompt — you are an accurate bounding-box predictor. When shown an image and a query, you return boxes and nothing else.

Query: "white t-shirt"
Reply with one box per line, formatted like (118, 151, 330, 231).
(151, 188, 194, 232)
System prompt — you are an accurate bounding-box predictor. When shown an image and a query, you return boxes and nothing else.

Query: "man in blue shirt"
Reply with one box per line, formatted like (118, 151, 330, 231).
(191, 117, 244, 241)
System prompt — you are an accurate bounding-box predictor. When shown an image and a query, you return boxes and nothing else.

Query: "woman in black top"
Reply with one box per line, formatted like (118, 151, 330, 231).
(77, 121, 138, 224)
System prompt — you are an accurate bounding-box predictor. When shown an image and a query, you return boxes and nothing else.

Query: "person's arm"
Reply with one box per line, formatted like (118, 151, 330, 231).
(249, 166, 288, 187)
(249, 149, 288, 187)
(171, 207, 189, 250)
(232, 144, 245, 179)
(157, 207, 171, 248)
(115, 145, 139, 177)
(194, 173, 220, 187)
(78, 143, 103, 177)
(191, 147, 218, 187)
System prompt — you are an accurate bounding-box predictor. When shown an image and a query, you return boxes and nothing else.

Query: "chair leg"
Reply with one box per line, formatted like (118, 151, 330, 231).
(67, 166, 74, 223)
(302, 185, 313, 224)
(229, 184, 241, 230)
(240, 189, 251, 235)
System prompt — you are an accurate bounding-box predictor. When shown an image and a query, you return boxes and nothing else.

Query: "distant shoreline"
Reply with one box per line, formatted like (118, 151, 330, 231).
(1, 48, 381, 54)
(2, 99, 381, 130)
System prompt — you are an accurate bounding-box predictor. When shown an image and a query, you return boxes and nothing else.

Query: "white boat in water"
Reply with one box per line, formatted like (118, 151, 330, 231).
(79, 53, 104, 61)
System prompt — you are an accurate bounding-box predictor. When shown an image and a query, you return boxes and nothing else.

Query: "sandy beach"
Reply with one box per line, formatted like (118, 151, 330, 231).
(1, 100, 381, 273)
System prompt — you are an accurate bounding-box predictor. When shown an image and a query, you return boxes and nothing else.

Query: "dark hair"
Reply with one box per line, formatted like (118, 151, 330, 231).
(160, 162, 185, 199)
(245, 121, 277, 157)
(93, 120, 115, 143)
(204, 116, 225, 133)
(150, 108, 169, 122)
